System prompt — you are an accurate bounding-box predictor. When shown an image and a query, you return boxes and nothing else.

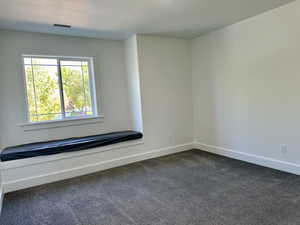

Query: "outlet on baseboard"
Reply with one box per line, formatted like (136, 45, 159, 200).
(281, 144, 288, 154)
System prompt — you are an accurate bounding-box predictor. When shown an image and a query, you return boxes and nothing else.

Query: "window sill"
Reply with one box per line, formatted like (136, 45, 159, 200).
(20, 115, 104, 131)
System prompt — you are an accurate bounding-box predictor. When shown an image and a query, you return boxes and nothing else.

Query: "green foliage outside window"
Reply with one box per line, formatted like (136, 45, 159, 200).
(24, 57, 94, 122)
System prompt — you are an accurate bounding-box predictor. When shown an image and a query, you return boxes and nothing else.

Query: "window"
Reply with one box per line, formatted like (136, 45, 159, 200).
(23, 55, 97, 123)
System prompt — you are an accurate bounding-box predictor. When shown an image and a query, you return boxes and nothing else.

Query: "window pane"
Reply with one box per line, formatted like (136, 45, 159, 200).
(60, 61, 93, 118)
(24, 65, 37, 121)
(31, 58, 57, 65)
(23, 58, 32, 65)
(24, 60, 62, 122)
(82, 64, 93, 111)
(60, 60, 82, 66)
(23, 57, 95, 122)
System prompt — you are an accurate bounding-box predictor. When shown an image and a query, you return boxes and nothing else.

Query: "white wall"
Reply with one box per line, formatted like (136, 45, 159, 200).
(136, 35, 193, 149)
(124, 36, 144, 132)
(0, 32, 194, 192)
(192, 0, 300, 167)
(1, 0, 300, 194)
(0, 30, 131, 147)
(0, 37, 5, 213)
(0, 31, 193, 149)
(0, 171, 3, 214)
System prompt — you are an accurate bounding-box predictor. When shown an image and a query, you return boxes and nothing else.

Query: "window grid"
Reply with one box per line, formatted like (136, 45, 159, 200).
(23, 55, 97, 123)
(57, 59, 66, 120)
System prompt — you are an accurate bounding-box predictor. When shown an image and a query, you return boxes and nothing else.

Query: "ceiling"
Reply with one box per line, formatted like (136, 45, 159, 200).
(0, 0, 295, 40)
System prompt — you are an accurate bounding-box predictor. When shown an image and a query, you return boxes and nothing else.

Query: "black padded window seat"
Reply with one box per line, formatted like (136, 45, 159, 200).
(0, 131, 143, 162)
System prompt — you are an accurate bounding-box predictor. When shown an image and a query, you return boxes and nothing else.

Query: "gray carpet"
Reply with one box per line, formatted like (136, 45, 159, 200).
(1, 149, 300, 225)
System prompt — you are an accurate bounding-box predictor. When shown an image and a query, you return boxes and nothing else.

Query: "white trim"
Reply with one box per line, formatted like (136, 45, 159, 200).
(194, 142, 300, 176)
(21, 54, 99, 124)
(2, 142, 194, 193)
(22, 54, 94, 60)
(20, 115, 104, 131)
(87, 57, 98, 116)
(21, 115, 104, 126)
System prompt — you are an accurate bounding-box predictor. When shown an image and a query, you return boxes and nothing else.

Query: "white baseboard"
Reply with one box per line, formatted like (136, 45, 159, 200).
(194, 142, 300, 175)
(3, 142, 194, 193)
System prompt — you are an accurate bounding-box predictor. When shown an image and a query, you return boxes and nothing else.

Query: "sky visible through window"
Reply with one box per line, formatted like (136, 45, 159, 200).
(23, 57, 95, 122)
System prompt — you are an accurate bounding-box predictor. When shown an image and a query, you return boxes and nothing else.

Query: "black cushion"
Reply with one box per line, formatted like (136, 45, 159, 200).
(0, 131, 143, 162)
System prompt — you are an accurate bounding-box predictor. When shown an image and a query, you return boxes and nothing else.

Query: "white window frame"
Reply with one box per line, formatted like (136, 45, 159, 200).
(21, 54, 99, 125)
